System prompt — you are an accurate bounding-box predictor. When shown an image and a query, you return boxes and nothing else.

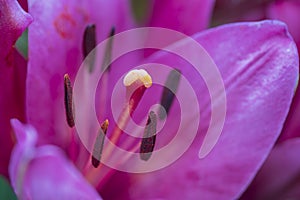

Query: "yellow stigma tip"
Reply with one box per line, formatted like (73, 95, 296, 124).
(123, 69, 152, 88)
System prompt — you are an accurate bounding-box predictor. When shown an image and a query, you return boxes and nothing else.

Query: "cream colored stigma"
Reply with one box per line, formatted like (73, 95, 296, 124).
(123, 69, 152, 88)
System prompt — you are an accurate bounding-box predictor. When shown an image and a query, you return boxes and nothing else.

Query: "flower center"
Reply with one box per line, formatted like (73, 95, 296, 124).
(63, 24, 182, 188)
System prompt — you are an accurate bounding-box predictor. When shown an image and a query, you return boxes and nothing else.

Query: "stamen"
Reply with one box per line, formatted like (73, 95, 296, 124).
(104, 69, 152, 155)
(92, 119, 109, 168)
(82, 24, 97, 73)
(84, 69, 152, 184)
(159, 69, 181, 119)
(101, 27, 115, 71)
(140, 111, 157, 161)
(124, 69, 153, 115)
(64, 74, 75, 127)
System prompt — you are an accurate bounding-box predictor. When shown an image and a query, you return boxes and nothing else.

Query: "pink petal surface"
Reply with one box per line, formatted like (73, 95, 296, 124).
(101, 20, 298, 199)
(9, 119, 102, 200)
(0, 0, 32, 177)
(148, 0, 215, 35)
(26, 0, 134, 147)
(241, 138, 300, 199)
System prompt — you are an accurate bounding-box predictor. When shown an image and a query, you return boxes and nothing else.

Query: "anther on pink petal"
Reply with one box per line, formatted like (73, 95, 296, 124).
(101, 27, 115, 71)
(124, 69, 152, 115)
(140, 111, 157, 161)
(82, 24, 97, 73)
(64, 74, 75, 127)
(159, 69, 181, 120)
(92, 119, 109, 168)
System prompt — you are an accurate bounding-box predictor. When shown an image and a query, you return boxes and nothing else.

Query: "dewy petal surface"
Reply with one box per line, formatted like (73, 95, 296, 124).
(106, 20, 298, 199)
(26, 0, 134, 147)
(148, 0, 215, 35)
(241, 138, 300, 199)
(9, 119, 102, 200)
(0, 0, 32, 177)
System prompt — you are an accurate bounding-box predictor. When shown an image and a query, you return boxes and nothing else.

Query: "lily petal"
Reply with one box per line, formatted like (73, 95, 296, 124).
(148, 0, 215, 35)
(103, 20, 298, 199)
(241, 138, 300, 199)
(26, 0, 134, 147)
(9, 119, 102, 200)
(0, 0, 32, 177)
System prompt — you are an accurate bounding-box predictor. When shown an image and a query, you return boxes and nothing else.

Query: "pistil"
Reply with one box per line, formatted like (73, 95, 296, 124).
(85, 69, 153, 186)
(109, 69, 152, 145)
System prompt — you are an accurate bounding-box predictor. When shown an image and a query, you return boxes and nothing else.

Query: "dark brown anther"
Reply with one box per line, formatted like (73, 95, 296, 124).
(83, 24, 97, 73)
(101, 26, 115, 72)
(64, 74, 75, 127)
(140, 111, 157, 161)
(92, 119, 109, 168)
(159, 69, 181, 120)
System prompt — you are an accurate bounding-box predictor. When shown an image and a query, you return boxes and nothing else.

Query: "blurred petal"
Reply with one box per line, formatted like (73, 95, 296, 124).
(26, 0, 134, 147)
(106, 20, 298, 199)
(17, 0, 28, 11)
(9, 119, 37, 191)
(148, 0, 215, 35)
(267, 0, 300, 52)
(0, 0, 32, 177)
(144, 0, 215, 56)
(241, 138, 300, 199)
(9, 119, 102, 200)
(213, 0, 267, 25)
(278, 86, 300, 142)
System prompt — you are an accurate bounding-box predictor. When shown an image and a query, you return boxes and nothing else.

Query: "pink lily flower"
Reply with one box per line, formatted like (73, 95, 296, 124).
(2, 0, 299, 199)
